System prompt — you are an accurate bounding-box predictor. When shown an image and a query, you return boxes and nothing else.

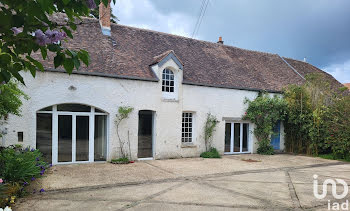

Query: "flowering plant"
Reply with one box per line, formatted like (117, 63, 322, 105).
(0, 0, 115, 84)
(0, 145, 50, 207)
(0, 206, 12, 211)
(243, 93, 287, 155)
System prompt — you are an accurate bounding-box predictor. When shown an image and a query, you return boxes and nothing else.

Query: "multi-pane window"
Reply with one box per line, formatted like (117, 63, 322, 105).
(182, 112, 193, 143)
(162, 69, 175, 92)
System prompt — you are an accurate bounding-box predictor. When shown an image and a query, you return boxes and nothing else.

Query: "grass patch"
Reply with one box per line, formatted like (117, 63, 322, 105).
(111, 157, 129, 164)
(318, 154, 350, 162)
(200, 148, 221, 158)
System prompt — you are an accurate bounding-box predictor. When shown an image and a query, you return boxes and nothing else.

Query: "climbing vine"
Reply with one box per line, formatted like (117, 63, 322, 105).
(243, 93, 287, 155)
(204, 113, 219, 151)
(115, 106, 133, 159)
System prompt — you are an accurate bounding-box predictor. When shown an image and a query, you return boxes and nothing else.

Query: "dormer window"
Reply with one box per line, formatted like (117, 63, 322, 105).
(152, 50, 182, 100)
(162, 68, 175, 93)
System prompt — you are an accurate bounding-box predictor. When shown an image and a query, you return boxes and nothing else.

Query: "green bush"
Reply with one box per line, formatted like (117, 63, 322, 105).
(0, 183, 8, 208)
(0, 145, 49, 208)
(322, 96, 350, 159)
(111, 157, 129, 164)
(283, 73, 350, 159)
(0, 183, 6, 200)
(0, 146, 49, 183)
(200, 148, 221, 158)
(256, 139, 274, 155)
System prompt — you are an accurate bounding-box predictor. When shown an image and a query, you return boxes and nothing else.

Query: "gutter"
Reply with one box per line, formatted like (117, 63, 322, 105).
(182, 81, 282, 94)
(46, 68, 159, 82)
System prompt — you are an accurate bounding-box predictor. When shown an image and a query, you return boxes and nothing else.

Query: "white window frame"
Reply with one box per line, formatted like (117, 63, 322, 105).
(224, 121, 252, 154)
(182, 112, 194, 143)
(162, 68, 175, 93)
(162, 68, 177, 100)
(36, 104, 108, 165)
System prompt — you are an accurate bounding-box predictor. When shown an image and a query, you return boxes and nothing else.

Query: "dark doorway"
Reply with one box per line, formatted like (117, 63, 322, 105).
(138, 110, 153, 158)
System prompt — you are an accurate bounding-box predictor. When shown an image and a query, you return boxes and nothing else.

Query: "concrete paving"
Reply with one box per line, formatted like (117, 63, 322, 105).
(15, 154, 350, 211)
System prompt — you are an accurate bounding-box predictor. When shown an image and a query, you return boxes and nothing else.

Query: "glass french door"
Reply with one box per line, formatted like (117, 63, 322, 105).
(37, 104, 108, 165)
(224, 122, 250, 154)
(57, 114, 90, 163)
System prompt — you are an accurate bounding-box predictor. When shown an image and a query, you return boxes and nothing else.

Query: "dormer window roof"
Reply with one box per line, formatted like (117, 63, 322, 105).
(151, 50, 183, 70)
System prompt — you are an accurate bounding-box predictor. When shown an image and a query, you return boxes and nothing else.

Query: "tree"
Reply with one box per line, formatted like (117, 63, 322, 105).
(0, 0, 115, 84)
(0, 81, 28, 137)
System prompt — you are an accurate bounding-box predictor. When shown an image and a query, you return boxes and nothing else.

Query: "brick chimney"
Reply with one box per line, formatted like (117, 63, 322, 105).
(99, 0, 111, 36)
(217, 36, 224, 44)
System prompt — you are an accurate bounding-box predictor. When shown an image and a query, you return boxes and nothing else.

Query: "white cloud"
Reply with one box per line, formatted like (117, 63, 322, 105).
(111, 0, 195, 37)
(323, 59, 350, 83)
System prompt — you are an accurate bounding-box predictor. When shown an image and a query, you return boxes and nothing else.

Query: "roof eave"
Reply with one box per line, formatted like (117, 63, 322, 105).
(182, 81, 283, 94)
(45, 68, 159, 82)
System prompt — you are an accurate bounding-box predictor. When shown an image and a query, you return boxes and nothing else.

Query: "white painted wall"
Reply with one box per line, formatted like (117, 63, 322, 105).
(2, 58, 285, 161)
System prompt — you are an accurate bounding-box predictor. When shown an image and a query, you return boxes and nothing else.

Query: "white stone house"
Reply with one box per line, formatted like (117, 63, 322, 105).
(1, 4, 340, 165)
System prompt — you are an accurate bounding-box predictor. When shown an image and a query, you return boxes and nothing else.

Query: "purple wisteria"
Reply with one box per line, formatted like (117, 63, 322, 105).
(11, 27, 22, 35)
(85, 0, 97, 9)
(34, 29, 67, 46)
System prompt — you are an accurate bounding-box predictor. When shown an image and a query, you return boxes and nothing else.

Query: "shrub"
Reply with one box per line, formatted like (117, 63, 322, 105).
(0, 146, 49, 183)
(200, 148, 221, 158)
(283, 84, 314, 154)
(0, 183, 7, 207)
(0, 145, 49, 207)
(322, 95, 350, 159)
(283, 73, 350, 159)
(256, 139, 275, 155)
(111, 157, 129, 164)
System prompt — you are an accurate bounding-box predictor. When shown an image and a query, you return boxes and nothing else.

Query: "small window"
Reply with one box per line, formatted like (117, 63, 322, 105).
(162, 69, 175, 93)
(182, 112, 193, 143)
(57, 104, 91, 112)
(95, 108, 104, 113)
(18, 132, 23, 142)
(39, 106, 52, 111)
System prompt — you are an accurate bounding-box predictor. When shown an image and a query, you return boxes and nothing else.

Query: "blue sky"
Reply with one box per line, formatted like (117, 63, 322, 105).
(111, 0, 350, 83)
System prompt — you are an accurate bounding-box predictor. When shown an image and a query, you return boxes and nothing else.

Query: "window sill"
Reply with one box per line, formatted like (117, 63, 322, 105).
(181, 143, 197, 148)
(162, 98, 179, 102)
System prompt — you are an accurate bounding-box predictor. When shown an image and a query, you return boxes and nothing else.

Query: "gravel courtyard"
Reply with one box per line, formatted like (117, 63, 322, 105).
(15, 154, 350, 211)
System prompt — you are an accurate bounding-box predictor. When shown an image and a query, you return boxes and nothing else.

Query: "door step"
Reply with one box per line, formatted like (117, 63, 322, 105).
(137, 157, 154, 161)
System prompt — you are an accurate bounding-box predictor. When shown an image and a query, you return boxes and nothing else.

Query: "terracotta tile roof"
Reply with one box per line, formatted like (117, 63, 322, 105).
(283, 58, 347, 93)
(38, 15, 344, 92)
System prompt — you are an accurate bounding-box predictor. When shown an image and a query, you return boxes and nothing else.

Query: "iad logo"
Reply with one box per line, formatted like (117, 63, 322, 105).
(313, 174, 349, 210)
